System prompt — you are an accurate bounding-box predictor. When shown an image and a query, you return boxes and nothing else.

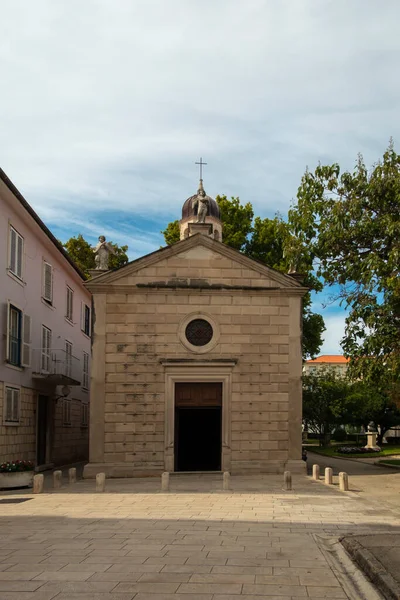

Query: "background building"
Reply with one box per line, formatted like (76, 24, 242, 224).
(304, 355, 349, 377)
(0, 169, 91, 468)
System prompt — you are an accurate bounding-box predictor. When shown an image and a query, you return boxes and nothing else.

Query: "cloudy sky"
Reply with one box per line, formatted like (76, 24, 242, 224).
(1, 0, 399, 354)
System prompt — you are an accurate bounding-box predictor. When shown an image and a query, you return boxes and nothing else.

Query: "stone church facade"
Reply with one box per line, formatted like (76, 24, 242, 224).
(83, 182, 307, 478)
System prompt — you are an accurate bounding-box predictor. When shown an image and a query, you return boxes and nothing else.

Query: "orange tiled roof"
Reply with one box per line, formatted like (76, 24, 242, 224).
(306, 355, 350, 364)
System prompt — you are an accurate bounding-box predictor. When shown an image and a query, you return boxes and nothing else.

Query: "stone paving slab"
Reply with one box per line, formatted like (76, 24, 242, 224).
(0, 473, 397, 598)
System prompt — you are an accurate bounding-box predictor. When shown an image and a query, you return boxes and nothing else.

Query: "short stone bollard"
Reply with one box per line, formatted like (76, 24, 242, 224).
(53, 470, 62, 489)
(68, 468, 77, 484)
(283, 471, 292, 491)
(33, 473, 44, 494)
(312, 464, 320, 480)
(161, 472, 169, 492)
(223, 471, 230, 491)
(96, 472, 106, 492)
(325, 467, 333, 485)
(339, 471, 349, 491)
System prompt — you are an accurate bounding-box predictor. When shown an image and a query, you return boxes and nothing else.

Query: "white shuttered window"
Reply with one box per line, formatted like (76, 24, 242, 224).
(66, 286, 73, 321)
(81, 403, 89, 427)
(4, 386, 20, 424)
(63, 398, 71, 426)
(82, 352, 89, 389)
(6, 304, 31, 368)
(21, 313, 31, 367)
(43, 262, 53, 303)
(9, 226, 24, 279)
(81, 303, 91, 336)
(65, 340, 72, 378)
(41, 326, 51, 372)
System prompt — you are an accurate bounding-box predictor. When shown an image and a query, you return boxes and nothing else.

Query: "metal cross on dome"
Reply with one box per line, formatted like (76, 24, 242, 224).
(195, 157, 207, 180)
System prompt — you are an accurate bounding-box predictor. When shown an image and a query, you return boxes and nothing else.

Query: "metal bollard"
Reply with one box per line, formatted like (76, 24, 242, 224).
(96, 472, 106, 492)
(325, 467, 333, 485)
(33, 473, 44, 494)
(53, 470, 62, 489)
(223, 471, 230, 491)
(283, 471, 292, 491)
(161, 472, 169, 492)
(339, 471, 349, 491)
(312, 464, 320, 481)
(68, 467, 77, 484)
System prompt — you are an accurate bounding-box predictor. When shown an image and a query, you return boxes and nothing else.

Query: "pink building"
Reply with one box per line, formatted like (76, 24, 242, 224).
(0, 169, 91, 468)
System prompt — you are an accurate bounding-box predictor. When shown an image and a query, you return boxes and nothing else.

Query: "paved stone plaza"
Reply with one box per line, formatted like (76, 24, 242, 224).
(0, 473, 398, 599)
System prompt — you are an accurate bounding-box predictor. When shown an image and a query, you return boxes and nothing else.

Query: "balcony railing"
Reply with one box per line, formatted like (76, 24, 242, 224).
(32, 348, 81, 386)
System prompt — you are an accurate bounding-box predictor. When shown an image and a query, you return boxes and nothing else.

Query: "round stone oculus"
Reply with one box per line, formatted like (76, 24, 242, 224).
(185, 318, 213, 347)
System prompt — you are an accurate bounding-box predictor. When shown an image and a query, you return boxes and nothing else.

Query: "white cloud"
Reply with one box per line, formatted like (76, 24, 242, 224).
(1, 0, 399, 228)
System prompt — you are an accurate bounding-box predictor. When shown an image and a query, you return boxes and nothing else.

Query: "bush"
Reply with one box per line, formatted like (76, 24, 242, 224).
(306, 432, 321, 440)
(0, 460, 34, 473)
(346, 434, 367, 445)
(385, 437, 400, 445)
(332, 428, 347, 442)
(336, 446, 380, 454)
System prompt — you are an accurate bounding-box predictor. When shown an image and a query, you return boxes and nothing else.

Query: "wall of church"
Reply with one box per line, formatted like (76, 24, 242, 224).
(85, 265, 303, 476)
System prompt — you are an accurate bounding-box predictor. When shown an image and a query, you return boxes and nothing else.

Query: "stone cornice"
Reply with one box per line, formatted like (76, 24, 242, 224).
(160, 359, 238, 367)
(85, 284, 308, 296)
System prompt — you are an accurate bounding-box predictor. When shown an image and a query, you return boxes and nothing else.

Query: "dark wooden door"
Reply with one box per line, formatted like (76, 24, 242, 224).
(175, 382, 222, 407)
(37, 395, 48, 466)
(175, 383, 222, 471)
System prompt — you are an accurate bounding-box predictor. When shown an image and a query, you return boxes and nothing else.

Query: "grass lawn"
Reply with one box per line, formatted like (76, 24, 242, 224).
(306, 444, 400, 459)
(379, 459, 400, 467)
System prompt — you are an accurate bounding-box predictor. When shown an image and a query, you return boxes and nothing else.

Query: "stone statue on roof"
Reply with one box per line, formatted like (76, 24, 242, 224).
(93, 235, 115, 270)
(191, 181, 209, 223)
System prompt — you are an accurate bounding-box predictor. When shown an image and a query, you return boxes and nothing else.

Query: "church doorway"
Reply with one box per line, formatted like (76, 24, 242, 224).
(174, 382, 222, 472)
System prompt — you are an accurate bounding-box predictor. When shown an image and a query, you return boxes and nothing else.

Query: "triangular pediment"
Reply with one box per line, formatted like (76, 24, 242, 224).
(85, 234, 305, 291)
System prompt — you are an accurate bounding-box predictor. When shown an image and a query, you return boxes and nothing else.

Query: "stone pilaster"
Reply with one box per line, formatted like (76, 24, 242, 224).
(286, 295, 306, 473)
(83, 294, 106, 477)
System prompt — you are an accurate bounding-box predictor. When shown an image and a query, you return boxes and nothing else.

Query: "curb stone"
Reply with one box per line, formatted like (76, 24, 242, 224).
(341, 536, 400, 600)
(374, 461, 400, 470)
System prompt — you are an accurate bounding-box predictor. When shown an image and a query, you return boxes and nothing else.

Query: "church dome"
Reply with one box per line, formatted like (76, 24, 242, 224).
(182, 180, 221, 220)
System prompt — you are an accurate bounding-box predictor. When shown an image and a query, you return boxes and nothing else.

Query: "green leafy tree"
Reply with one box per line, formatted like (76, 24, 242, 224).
(303, 368, 352, 445)
(245, 217, 325, 359)
(63, 234, 95, 275)
(162, 220, 180, 246)
(289, 142, 400, 383)
(346, 380, 400, 445)
(63, 234, 129, 277)
(108, 242, 129, 271)
(161, 197, 325, 358)
(216, 195, 254, 251)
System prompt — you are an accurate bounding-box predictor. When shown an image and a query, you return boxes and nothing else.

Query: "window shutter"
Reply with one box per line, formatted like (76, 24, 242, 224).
(47, 328, 52, 355)
(41, 326, 52, 372)
(9, 228, 16, 273)
(5, 302, 11, 361)
(66, 287, 73, 320)
(84, 304, 91, 336)
(17, 234, 23, 278)
(81, 302, 85, 330)
(41, 327, 47, 371)
(21, 314, 31, 367)
(12, 389, 19, 422)
(5, 388, 13, 421)
(83, 352, 89, 388)
(43, 263, 53, 302)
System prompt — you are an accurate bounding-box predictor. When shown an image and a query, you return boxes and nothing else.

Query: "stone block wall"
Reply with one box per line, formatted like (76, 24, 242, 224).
(0, 384, 89, 466)
(97, 287, 301, 474)
(0, 385, 36, 463)
(52, 398, 89, 466)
